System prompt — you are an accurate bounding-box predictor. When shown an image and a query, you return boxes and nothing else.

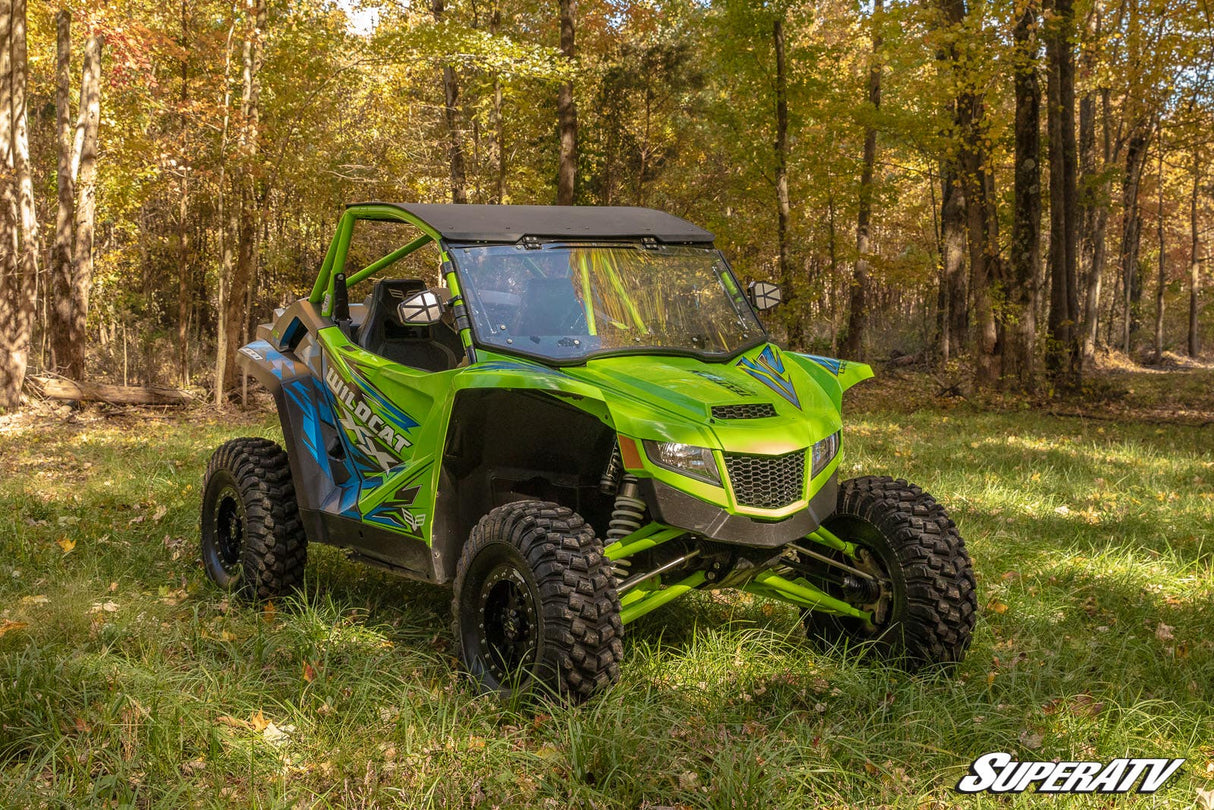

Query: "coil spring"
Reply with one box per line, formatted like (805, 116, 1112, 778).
(607, 476, 645, 541)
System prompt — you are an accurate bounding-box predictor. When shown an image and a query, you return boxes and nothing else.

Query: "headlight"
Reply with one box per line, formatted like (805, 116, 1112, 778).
(811, 431, 840, 478)
(643, 440, 721, 486)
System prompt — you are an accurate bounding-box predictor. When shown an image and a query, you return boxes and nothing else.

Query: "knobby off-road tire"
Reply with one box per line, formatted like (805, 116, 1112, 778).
(200, 438, 307, 601)
(803, 475, 977, 670)
(452, 500, 623, 703)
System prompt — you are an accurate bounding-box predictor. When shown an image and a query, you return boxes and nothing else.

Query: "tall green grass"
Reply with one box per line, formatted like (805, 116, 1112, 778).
(1, 392, 1212, 808)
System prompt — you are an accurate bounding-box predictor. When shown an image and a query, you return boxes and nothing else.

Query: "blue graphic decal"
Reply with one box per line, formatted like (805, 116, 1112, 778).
(363, 463, 432, 538)
(241, 340, 297, 381)
(736, 345, 801, 409)
(805, 354, 844, 375)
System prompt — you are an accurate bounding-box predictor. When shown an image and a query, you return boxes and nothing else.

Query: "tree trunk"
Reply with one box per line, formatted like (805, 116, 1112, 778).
(1079, 86, 1112, 370)
(1005, 0, 1042, 389)
(962, 92, 1002, 385)
(1118, 123, 1150, 354)
(1152, 147, 1165, 362)
(1044, 0, 1079, 381)
(0, 0, 33, 410)
(29, 376, 195, 406)
(1189, 149, 1201, 357)
(556, 0, 577, 204)
(71, 31, 102, 381)
(843, 0, 883, 360)
(50, 10, 78, 377)
(12, 0, 35, 375)
(934, 0, 970, 365)
(490, 1, 506, 204)
(213, 15, 238, 405)
(176, 0, 191, 385)
(773, 16, 798, 348)
(430, 0, 467, 204)
(940, 164, 967, 362)
(220, 0, 264, 398)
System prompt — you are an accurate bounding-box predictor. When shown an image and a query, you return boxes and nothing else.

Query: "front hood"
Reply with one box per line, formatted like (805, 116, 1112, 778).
(562, 344, 842, 455)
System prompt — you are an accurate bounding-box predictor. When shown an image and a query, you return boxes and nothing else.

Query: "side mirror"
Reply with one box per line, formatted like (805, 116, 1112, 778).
(397, 289, 445, 325)
(747, 281, 782, 312)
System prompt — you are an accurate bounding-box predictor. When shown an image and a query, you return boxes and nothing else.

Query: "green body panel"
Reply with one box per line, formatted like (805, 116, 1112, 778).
(311, 331, 855, 542)
(255, 203, 877, 620)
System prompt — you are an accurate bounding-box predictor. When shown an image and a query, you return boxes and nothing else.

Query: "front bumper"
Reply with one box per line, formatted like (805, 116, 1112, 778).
(637, 473, 838, 549)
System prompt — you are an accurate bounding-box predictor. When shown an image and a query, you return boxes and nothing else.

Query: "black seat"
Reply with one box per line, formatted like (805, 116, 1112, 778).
(512, 277, 586, 336)
(357, 279, 461, 372)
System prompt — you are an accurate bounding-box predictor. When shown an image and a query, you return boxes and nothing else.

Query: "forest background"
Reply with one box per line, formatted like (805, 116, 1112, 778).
(0, 0, 1212, 406)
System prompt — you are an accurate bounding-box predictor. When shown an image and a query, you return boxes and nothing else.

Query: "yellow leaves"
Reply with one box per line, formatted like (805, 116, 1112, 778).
(987, 600, 1009, 614)
(20, 594, 49, 606)
(158, 586, 188, 605)
(216, 710, 293, 746)
(0, 619, 29, 637)
(302, 661, 317, 683)
(249, 710, 270, 732)
(56, 537, 76, 554)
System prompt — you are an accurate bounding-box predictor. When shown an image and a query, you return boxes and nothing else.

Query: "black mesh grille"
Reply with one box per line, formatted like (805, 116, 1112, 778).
(711, 403, 777, 420)
(723, 450, 806, 509)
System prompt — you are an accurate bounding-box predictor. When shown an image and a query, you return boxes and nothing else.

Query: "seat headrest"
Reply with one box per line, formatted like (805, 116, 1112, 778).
(369, 279, 427, 324)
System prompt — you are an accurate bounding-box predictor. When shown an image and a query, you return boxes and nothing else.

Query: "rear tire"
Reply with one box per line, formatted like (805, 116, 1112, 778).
(452, 500, 623, 702)
(200, 438, 307, 601)
(803, 475, 976, 670)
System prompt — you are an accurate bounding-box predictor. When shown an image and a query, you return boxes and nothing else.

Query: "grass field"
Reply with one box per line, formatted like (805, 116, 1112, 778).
(2, 371, 1213, 808)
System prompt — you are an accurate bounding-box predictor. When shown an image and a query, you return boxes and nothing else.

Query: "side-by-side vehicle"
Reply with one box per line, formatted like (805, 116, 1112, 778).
(201, 203, 976, 701)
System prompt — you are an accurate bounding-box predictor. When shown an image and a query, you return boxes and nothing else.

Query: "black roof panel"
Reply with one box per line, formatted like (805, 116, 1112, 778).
(358, 202, 714, 244)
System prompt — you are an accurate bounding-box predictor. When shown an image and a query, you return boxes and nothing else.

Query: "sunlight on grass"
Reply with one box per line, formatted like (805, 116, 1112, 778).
(1, 402, 1212, 807)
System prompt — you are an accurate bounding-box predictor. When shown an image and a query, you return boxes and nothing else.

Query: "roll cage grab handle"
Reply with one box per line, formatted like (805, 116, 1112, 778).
(308, 204, 476, 361)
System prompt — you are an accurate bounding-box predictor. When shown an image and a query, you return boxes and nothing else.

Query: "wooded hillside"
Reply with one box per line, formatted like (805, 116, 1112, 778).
(1, 0, 1211, 407)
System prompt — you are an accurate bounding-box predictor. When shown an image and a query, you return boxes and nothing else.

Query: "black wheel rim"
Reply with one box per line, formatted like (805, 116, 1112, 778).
(477, 563, 538, 683)
(820, 516, 898, 633)
(212, 485, 245, 578)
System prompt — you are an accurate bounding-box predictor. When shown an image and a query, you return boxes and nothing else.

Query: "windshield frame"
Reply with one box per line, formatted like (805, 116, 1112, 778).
(445, 239, 770, 367)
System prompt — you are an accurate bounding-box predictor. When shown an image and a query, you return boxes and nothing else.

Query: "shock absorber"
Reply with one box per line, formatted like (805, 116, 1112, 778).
(599, 446, 623, 495)
(607, 474, 645, 582)
(607, 475, 646, 541)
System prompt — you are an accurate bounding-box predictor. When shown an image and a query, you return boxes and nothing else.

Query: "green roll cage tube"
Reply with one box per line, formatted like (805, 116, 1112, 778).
(305, 204, 874, 629)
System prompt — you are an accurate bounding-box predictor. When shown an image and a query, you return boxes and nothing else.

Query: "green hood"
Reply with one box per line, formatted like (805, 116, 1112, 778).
(562, 345, 843, 456)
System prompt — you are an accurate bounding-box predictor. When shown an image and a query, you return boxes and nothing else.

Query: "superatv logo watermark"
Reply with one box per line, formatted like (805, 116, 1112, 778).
(325, 366, 412, 454)
(956, 752, 1184, 795)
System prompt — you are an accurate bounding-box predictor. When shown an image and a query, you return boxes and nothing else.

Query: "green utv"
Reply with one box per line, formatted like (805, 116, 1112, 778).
(201, 203, 977, 701)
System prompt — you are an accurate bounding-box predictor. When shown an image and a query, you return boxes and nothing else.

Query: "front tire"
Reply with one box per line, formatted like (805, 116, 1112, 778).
(200, 438, 307, 601)
(452, 500, 623, 702)
(803, 475, 976, 670)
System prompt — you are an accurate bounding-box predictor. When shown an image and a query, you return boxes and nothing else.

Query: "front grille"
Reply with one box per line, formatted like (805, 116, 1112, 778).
(723, 450, 806, 509)
(711, 403, 777, 420)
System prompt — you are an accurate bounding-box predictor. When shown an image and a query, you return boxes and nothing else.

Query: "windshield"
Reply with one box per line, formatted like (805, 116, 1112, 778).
(449, 243, 765, 362)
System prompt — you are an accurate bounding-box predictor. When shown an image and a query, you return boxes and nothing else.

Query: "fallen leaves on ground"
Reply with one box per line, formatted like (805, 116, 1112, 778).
(1018, 729, 1044, 750)
(56, 537, 76, 554)
(0, 619, 29, 637)
(158, 586, 188, 605)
